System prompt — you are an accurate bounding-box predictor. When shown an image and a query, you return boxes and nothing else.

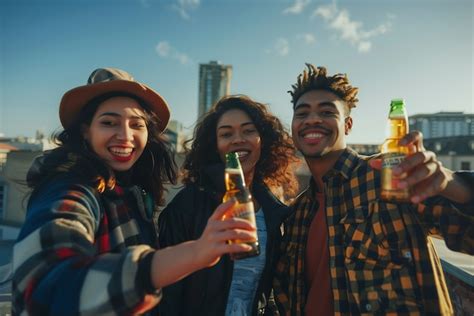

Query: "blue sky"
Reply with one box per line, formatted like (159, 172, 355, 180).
(1, 0, 473, 144)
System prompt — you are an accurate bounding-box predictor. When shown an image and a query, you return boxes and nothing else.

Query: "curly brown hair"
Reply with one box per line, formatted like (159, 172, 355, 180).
(183, 95, 299, 199)
(289, 63, 359, 114)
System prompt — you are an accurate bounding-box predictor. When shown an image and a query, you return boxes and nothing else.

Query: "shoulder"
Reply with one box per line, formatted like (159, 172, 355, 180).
(255, 184, 291, 221)
(350, 152, 381, 179)
(21, 174, 102, 240)
(28, 174, 100, 216)
(31, 172, 96, 198)
(290, 179, 314, 205)
(161, 183, 211, 216)
(166, 183, 200, 205)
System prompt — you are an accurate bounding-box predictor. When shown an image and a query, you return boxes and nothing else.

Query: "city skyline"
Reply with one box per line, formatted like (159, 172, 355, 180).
(1, 0, 473, 144)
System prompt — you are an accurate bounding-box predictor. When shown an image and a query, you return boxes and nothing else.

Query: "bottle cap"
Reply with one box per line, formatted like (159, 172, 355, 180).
(390, 98, 405, 107)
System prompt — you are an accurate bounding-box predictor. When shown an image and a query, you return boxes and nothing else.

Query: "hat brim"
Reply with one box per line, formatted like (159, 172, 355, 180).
(59, 80, 170, 132)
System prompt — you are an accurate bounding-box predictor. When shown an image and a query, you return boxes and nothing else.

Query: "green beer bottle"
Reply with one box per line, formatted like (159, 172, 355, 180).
(381, 99, 411, 202)
(222, 152, 260, 260)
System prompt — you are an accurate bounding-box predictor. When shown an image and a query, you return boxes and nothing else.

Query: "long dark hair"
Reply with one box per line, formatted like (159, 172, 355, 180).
(27, 92, 177, 206)
(183, 95, 299, 199)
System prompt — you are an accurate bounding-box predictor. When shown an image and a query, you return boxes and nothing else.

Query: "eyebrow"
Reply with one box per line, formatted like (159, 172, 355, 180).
(98, 112, 146, 120)
(294, 101, 337, 110)
(319, 102, 338, 109)
(217, 121, 255, 130)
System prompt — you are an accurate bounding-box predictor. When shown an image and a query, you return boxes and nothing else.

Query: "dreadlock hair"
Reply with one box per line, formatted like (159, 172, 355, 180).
(289, 63, 359, 115)
(182, 95, 299, 200)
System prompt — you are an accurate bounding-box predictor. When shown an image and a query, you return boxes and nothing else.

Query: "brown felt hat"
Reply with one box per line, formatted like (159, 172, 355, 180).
(59, 68, 170, 132)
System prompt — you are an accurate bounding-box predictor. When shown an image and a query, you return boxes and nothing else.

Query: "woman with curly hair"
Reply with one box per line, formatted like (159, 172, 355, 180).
(158, 95, 299, 316)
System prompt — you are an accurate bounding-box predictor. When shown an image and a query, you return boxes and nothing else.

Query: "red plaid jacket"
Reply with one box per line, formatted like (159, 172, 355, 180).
(13, 170, 160, 315)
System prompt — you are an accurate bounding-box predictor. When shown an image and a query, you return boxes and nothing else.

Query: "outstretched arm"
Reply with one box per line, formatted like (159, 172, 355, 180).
(369, 131, 474, 255)
(13, 182, 255, 316)
(151, 199, 255, 288)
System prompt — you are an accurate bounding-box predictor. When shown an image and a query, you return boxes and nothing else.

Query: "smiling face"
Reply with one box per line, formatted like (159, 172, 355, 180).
(216, 108, 262, 182)
(292, 89, 352, 159)
(82, 96, 148, 172)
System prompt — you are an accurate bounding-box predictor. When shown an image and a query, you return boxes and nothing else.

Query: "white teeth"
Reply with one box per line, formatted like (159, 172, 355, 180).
(235, 151, 249, 158)
(303, 133, 324, 139)
(110, 147, 133, 156)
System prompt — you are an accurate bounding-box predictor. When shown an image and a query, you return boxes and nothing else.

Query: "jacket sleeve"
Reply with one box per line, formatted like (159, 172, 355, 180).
(12, 179, 159, 315)
(417, 171, 474, 255)
(157, 186, 196, 316)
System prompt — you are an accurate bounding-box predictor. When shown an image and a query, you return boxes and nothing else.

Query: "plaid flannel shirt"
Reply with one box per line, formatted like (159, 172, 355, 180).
(13, 174, 161, 315)
(274, 148, 474, 315)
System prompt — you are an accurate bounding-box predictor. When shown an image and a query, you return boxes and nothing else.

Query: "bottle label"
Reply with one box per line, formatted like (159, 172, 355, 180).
(229, 201, 258, 243)
(232, 201, 256, 225)
(382, 153, 405, 168)
(381, 152, 409, 194)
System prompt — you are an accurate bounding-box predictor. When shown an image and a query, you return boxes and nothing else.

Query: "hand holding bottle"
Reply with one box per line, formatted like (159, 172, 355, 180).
(371, 131, 471, 204)
(150, 199, 256, 289)
(195, 199, 257, 267)
(222, 152, 260, 259)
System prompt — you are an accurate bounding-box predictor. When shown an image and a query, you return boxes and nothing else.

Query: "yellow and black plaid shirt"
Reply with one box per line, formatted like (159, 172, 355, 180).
(274, 148, 474, 315)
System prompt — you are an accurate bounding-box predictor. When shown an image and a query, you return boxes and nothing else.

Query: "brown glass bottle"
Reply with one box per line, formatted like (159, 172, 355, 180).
(380, 99, 411, 202)
(223, 152, 260, 260)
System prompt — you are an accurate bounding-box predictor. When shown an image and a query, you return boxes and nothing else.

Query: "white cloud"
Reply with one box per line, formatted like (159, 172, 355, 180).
(266, 38, 290, 56)
(358, 41, 371, 53)
(175, 53, 191, 65)
(156, 41, 171, 57)
(275, 38, 290, 56)
(313, 3, 337, 19)
(283, 0, 311, 15)
(155, 41, 192, 65)
(313, 3, 392, 53)
(267, 34, 315, 57)
(173, 0, 200, 20)
(297, 33, 316, 45)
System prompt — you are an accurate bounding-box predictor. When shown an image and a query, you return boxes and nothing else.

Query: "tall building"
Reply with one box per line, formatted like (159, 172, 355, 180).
(198, 61, 232, 118)
(163, 120, 186, 153)
(409, 112, 474, 139)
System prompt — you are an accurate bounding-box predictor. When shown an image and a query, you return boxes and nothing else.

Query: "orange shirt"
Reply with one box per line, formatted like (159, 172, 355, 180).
(305, 193, 334, 315)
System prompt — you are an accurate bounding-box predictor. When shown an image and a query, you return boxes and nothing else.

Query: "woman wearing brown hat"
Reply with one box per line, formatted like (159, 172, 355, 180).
(12, 68, 256, 315)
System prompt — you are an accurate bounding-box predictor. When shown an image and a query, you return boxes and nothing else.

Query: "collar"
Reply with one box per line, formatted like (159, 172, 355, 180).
(322, 147, 361, 182)
(199, 163, 226, 194)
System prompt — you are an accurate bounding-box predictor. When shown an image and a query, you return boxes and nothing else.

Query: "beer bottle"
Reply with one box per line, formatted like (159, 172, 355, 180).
(223, 152, 260, 260)
(380, 98, 411, 202)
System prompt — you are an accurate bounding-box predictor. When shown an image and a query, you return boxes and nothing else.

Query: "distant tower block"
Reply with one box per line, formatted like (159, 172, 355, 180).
(198, 61, 232, 118)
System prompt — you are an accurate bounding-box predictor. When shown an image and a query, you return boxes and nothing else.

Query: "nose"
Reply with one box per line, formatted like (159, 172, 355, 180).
(116, 124, 133, 141)
(231, 132, 246, 144)
(304, 112, 324, 125)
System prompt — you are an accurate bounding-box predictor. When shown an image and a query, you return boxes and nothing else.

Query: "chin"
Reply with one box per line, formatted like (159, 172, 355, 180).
(110, 163, 135, 172)
(298, 148, 324, 158)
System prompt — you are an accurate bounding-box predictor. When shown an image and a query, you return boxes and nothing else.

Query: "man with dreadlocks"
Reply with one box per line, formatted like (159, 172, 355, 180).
(273, 63, 474, 315)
